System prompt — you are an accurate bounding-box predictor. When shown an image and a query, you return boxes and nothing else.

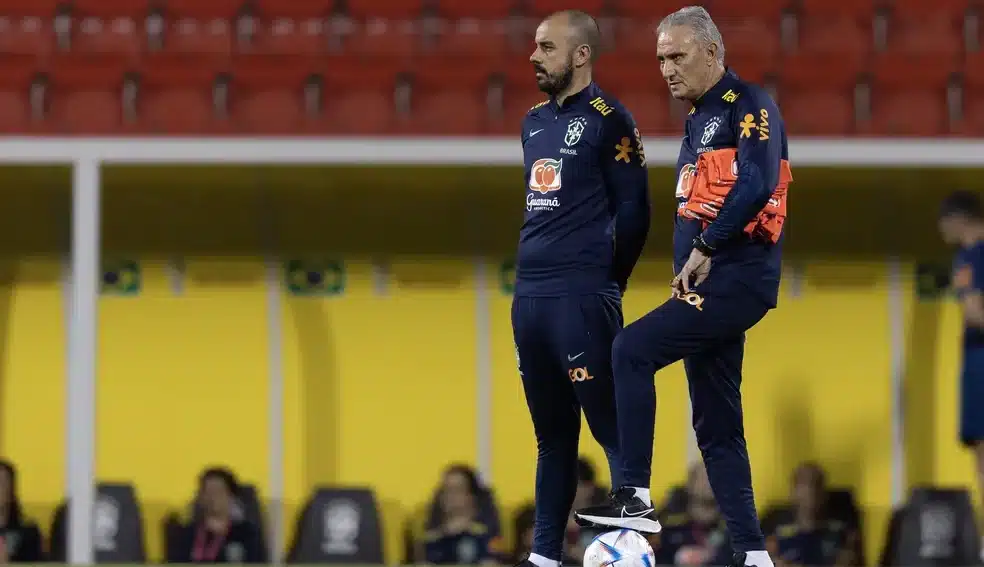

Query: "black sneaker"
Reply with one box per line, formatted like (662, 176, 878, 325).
(573, 487, 661, 533)
(730, 553, 748, 567)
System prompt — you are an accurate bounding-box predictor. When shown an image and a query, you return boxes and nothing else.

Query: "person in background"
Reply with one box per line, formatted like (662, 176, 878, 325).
(767, 463, 855, 567)
(653, 461, 729, 566)
(422, 465, 501, 565)
(513, 505, 536, 564)
(0, 461, 41, 562)
(564, 458, 608, 564)
(175, 467, 264, 563)
(938, 190, 984, 557)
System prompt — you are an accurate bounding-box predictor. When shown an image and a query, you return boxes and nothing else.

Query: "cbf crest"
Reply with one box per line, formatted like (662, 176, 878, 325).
(565, 117, 587, 147)
(701, 116, 723, 146)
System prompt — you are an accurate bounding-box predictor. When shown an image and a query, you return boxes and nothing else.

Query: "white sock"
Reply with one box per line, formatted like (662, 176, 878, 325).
(629, 486, 652, 506)
(744, 550, 774, 567)
(528, 553, 560, 567)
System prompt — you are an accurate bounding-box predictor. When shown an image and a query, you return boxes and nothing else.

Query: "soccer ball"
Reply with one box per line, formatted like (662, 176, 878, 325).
(583, 529, 655, 567)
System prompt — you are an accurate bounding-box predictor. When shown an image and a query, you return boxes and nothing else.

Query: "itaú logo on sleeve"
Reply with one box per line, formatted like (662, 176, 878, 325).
(527, 158, 562, 211)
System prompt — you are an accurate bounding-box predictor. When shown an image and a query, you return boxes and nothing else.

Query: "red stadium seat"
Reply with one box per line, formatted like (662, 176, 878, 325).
(873, 54, 957, 89)
(726, 56, 774, 85)
(621, 90, 673, 135)
(884, 0, 968, 55)
(70, 0, 146, 59)
(965, 52, 984, 89)
(0, 54, 38, 132)
(717, 18, 779, 59)
(528, 0, 605, 18)
(162, 0, 245, 19)
(778, 55, 863, 136)
(891, 0, 970, 19)
(322, 60, 399, 133)
(252, 0, 333, 18)
(435, 0, 516, 19)
(796, 0, 876, 56)
(796, 0, 877, 57)
(409, 59, 490, 134)
(494, 62, 549, 134)
(0, 11, 56, 55)
(617, 0, 694, 20)
(345, 0, 425, 20)
(251, 16, 326, 54)
(957, 52, 984, 136)
(230, 53, 314, 133)
(160, 0, 244, 56)
(799, 0, 878, 19)
(712, 0, 793, 23)
(431, 18, 508, 62)
(47, 53, 127, 133)
(343, 18, 419, 60)
(863, 55, 955, 136)
(795, 15, 871, 57)
(960, 94, 984, 136)
(161, 17, 234, 57)
(0, 0, 62, 17)
(594, 61, 670, 134)
(866, 89, 949, 136)
(249, 0, 330, 54)
(608, 18, 658, 57)
(138, 53, 221, 133)
(71, 0, 151, 17)
(592, 57, 664, 94)
(781, 90, 854, 136)
(780, 54, 864, 90)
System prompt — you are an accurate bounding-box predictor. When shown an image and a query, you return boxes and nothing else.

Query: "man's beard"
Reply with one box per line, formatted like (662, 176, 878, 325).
(535, 58, 575, 97)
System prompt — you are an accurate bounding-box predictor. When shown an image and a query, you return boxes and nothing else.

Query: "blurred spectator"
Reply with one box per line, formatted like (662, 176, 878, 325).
(421, 464, 501, 564)
(0, 461, 42, 562)
(512, 504, 536, 564)
(767, 463, 856, 567)
(172, 467, 264, 563)
(652, 461, 729, 566)
(564, 457, 609, 564)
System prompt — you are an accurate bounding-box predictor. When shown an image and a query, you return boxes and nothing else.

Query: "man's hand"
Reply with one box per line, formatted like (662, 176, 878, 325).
(671, 248, 711, 293)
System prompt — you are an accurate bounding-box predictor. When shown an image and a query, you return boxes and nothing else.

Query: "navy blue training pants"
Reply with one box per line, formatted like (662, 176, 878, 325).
(512, 293, 623, 561)
(611, 284, 770, 551)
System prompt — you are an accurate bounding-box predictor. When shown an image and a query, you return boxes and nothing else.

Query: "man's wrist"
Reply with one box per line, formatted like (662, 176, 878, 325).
(693, 234, 716, 256)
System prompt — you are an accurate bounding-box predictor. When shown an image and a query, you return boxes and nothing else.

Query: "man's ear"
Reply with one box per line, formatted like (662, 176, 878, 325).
(706, 42, 718, 65)
(574, 44, 591, 67)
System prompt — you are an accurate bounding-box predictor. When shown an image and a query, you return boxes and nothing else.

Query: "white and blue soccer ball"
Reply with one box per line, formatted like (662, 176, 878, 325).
(583, 529, 655, 567)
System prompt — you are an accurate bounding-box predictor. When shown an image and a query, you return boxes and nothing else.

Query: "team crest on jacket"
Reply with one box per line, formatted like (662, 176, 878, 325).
(701, 117, 723, 146)
(565, 117, 587, 147)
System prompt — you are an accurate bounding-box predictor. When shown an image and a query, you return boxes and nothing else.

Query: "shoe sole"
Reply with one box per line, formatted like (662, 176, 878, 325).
(574, 513, 662, 534)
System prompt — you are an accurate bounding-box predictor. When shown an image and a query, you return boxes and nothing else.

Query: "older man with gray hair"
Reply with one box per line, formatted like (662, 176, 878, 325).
(576, 7, 791, 567)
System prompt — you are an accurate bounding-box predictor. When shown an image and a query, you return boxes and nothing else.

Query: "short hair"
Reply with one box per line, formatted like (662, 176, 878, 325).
(657, 6, 726, 63)
(940, 190, 983, 220)
(199, 466, 239, 495)
(551, 10, 601, 61)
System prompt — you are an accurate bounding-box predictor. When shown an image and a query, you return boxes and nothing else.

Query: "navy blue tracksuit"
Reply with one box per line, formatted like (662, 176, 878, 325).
(953, 241, 984, 446)
(612, 69, 789, 552)
(514, 82, 650, 561)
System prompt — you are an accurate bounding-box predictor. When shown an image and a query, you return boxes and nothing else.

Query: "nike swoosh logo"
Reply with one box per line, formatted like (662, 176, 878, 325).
(568, 352, 584, 361)
(529, 129, 544, 137)
(622, 507, 652, 517)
